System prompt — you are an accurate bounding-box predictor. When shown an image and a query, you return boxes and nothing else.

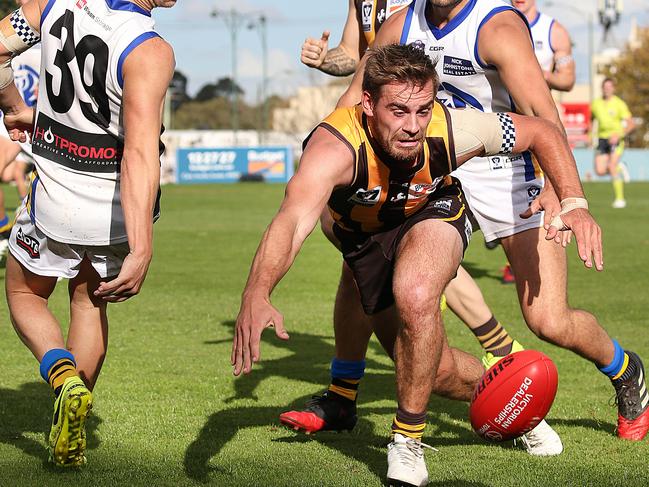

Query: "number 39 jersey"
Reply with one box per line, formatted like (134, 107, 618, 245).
(31, 0, 161, 245)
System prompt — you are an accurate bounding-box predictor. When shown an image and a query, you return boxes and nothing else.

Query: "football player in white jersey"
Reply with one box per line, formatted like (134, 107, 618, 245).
(513, 0, 575, 92)
(329, 0, 649, 456)
(0, 0, 175, 467)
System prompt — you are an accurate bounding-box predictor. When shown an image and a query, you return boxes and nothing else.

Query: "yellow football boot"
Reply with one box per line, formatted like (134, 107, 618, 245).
(49, 376, 93, 467)
(482, 340, 525, 369)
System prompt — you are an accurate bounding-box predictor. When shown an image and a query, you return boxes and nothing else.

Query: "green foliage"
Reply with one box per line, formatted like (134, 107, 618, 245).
(0, 0, 15, 18)
(0, 183, 648, 486)
(605, 27, 649, 148)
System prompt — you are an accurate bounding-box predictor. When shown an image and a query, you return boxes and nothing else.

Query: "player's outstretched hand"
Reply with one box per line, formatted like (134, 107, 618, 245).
(4, 106, 35, 143)
(301, 30, 330, 68)
(546, 199, 603, 271)
(94, 251, 152, 302)
(520, 185, 572, 247)
(231, 295, 289, 376)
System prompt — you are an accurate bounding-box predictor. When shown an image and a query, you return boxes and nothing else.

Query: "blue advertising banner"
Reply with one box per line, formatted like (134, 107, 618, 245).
(176, 146, 293, 184)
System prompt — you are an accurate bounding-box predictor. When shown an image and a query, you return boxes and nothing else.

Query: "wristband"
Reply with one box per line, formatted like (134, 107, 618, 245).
(549, 197, 588, 230)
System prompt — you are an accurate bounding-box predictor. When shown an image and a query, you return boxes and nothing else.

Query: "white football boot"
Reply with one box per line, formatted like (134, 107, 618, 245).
(387, 433, 437, 487)
(517, 420, 563, 456)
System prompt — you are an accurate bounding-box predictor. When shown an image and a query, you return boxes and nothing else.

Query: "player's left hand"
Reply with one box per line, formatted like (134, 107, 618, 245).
(231, 294, 289, 376)
(546, 201, 603, 271)
(519, 183, 572, 247)
(94, 250, 152, 302)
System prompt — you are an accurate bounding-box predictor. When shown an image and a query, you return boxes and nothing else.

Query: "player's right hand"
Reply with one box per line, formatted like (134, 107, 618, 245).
(94, 250, 152, 302)
(231, 294, 289, 376)
(4, 106, 35, 143)
(301, 30, 330, 68)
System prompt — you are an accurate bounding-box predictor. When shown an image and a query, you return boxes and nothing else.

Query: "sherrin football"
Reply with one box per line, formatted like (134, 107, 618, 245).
(469, 350, 558, 442)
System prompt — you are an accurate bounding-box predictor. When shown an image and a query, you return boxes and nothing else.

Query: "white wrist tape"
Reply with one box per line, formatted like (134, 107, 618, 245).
(549, 197, 588, 230)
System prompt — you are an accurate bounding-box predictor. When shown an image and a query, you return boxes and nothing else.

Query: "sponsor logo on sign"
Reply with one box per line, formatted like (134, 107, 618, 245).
(349, 186, 382, 206)
(16, 227, 40, 259)
(443, 56, 476, 76)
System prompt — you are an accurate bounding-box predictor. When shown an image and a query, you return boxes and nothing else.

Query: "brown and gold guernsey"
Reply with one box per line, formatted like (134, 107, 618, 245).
(322, 101, 458, 235)
(356, 0, 411, 46)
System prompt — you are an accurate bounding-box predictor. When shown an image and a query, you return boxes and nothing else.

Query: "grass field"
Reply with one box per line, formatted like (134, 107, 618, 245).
(0, 182, 648, 486)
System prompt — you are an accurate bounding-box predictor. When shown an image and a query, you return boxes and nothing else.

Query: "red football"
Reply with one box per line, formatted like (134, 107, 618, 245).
(469, 350, 558, 442)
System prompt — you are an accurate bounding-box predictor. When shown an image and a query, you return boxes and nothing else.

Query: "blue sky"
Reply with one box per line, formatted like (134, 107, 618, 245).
(153, 0, 649, 102)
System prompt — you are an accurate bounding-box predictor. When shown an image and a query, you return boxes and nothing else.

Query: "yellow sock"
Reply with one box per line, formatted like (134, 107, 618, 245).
(613, 178, 624, 201)
(48, 359, 79, 393)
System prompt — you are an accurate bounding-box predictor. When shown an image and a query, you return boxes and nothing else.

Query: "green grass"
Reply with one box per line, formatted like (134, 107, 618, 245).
(1, 182, 648, 486)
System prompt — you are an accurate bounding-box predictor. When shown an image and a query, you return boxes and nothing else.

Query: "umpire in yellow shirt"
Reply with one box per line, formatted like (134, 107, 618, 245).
(591, 77, 635, 208)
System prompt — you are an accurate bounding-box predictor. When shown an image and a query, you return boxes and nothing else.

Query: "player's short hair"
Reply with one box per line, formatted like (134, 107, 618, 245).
(602, 77, 615, 86)
(362, 43, 438, 101)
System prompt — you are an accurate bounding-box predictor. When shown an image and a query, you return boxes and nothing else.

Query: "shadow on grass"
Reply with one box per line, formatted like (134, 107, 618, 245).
(185, 321, 482, 483)
(0, 382, 102, 467)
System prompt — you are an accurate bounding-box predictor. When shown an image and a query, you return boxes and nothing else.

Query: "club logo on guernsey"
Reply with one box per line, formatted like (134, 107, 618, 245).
(16, 228, 40, 259)
(361, 0, 373, 32)
(527, 186, 541, 202)
(349, 186, 382, 206)
(443, 56, 476, 76)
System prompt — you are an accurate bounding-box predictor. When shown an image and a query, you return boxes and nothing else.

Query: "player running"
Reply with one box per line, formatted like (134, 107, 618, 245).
(0, 0, 175, 466)
(591, 77, 635, 208)
(232, 44, 602, 487)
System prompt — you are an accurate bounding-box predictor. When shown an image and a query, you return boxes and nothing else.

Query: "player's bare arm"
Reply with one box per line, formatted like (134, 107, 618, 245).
(451, 108, 602, 271)
(0, 0, 43, 138)
(301, 0, 364, 76)
(478, 10, 566, 226)
(336, 8, 404, 107)
(95, 37, 175, 303)
(232, 129, 354, 376)
(545, 21, 575, 92)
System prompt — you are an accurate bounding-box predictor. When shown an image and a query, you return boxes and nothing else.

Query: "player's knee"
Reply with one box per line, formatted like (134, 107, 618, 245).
(526, 314, 569, 345)
(394, 282, 441, 326)
(594, 166, 607, 176)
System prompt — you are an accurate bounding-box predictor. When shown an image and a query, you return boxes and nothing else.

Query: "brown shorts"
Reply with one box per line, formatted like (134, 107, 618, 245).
(334, 180, 472, 315)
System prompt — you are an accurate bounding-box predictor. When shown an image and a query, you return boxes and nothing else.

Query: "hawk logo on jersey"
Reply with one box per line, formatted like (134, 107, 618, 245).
(377, 8, 386, 24)
(361, 0, 373, 32)
(349, 186, 382, 206)
(16, 228, 40, 259)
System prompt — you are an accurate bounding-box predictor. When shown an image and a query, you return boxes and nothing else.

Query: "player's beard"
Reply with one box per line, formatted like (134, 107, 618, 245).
(382, 133, 425, 165)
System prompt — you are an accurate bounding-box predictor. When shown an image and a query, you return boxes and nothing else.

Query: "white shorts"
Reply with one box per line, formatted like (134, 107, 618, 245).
(9, 205, 129, 279)
(453, 152, 544, 242)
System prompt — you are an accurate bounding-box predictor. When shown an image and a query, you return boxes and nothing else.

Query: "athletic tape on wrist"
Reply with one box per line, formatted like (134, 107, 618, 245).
(549, 197, 588, 230)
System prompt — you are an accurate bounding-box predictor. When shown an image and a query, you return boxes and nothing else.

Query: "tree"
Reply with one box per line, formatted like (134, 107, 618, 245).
(604, 27, 649, 148)
(169, 70, 189, 111)
(0, 0, 15, 18)
(194, 77, 244, 102)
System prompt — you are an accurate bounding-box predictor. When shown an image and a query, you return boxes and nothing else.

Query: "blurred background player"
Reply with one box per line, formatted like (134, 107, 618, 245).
(0, 0, 175, 467)
(294, 0, 529, 440)
(502, 0, 576, 283)
(591, 77, 635, 208)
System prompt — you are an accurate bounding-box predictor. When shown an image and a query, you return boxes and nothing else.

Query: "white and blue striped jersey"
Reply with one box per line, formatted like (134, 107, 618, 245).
(30, 0, 161, 245)
(529, 11, 555, 72)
